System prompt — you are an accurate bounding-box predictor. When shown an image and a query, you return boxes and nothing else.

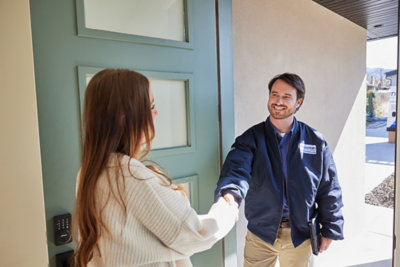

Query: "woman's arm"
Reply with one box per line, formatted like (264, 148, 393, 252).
(125, 169, 237, 257)
(168, 198, 237, 256)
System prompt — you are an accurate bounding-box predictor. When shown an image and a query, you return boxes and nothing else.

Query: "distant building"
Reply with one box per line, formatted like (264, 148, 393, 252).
(367, 68, 392, 90)
(385, 69, 397, 137)
(385, 69, 398, 87)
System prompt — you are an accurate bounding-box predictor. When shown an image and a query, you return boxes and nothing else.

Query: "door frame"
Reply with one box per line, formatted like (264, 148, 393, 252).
(216, 0, 237, 266)
(392, 3, 399, 266)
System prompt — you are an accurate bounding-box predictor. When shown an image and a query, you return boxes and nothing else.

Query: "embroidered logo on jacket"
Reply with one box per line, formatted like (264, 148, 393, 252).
(299, 143, 317, 154)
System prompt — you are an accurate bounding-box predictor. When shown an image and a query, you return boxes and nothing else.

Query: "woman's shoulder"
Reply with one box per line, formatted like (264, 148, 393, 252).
(114, 155, 192, 219)
(110, 154, 157, 180)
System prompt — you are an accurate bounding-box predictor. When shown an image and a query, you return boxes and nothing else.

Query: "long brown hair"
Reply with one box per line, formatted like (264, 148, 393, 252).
(72, 69, 185, 267)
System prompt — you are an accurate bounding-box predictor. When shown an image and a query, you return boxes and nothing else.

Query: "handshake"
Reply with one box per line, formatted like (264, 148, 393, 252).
(220, 193, 239, 222)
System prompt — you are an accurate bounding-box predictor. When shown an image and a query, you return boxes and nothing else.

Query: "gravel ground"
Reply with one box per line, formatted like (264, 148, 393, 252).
(365, 173, 395, 208)
(366, 121, 387, 129)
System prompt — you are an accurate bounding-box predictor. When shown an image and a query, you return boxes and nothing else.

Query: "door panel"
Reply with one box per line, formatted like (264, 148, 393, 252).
(77, 67, 197, 158)
(83, 0, 186, 42)
(76, 0, 194, 49)
(30, 1, 223, 266)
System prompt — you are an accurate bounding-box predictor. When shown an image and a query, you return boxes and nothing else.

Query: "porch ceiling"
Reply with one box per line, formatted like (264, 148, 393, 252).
(313, 0, 399, 41)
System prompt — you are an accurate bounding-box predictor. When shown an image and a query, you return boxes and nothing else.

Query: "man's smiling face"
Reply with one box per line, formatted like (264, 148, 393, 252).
(268, 79, 302, 121)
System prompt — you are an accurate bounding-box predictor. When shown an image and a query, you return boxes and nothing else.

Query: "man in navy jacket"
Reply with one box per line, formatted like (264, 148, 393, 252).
(215, 73, 344, 267)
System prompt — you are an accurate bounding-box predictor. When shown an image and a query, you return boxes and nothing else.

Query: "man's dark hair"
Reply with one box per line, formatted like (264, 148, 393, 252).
(268, 73, 306, 111)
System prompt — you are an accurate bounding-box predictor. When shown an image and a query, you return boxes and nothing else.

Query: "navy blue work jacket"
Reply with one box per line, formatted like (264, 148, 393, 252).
(214, 117, 344, 247)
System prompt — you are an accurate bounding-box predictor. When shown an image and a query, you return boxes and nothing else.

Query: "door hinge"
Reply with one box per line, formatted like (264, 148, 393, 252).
(394, 234, 396, 250)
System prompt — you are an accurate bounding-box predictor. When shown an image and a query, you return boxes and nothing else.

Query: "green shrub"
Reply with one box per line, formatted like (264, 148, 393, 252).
(367, 90, 376, 117)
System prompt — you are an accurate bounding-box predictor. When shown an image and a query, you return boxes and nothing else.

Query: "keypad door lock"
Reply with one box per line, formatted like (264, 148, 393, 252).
(53, 213, 72, 246)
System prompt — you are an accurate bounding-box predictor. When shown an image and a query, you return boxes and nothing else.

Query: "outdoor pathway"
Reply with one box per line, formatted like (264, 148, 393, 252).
(365, 126, 395, 194)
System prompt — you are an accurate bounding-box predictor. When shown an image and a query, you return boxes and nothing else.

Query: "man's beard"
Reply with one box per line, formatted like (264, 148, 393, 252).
(268, 104, 296, 120)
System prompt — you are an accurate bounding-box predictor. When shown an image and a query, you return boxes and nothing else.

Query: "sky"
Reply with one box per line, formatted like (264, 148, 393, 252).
(366, 36, 398, 70)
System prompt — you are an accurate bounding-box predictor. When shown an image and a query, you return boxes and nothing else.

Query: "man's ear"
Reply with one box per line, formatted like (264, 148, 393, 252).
(296, 98, 303, 108)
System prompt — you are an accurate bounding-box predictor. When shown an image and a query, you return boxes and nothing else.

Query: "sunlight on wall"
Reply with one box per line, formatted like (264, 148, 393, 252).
(313, 77, 366, 266)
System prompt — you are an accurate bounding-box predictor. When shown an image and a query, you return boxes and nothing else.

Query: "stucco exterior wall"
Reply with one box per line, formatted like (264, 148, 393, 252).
(0, 1, 48, 266)
(232, 0, 366, 265)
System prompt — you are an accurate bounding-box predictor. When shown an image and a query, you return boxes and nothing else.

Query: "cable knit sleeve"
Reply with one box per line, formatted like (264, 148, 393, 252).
(168, 198, 237, 256)
(124, 166, 237, 257)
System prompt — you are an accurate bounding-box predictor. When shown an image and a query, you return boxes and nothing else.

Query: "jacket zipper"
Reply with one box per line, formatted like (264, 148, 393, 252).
(274, 133, 293, 239)
(286, 135, 293, 226)
(274, 134, 285, 239)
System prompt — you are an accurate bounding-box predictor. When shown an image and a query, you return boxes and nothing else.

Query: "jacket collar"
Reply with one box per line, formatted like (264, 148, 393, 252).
(265, 116, 299, 135)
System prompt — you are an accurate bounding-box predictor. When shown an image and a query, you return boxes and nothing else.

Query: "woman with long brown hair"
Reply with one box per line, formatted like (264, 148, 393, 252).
(72, 68, 237, 267)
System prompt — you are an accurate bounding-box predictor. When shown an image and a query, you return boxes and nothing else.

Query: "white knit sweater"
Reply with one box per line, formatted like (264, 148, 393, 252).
(82, 154, 237, 267)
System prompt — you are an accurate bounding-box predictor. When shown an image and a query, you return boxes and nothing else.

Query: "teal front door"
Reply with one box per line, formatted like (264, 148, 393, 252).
(30, 1, 230, 266)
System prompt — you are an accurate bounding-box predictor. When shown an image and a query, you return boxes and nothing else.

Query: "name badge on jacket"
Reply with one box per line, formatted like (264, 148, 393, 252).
(299, 143, 317, 154)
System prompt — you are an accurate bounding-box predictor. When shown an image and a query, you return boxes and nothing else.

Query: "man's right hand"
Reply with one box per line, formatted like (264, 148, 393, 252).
(223, 193, 238, 207)
(223, 193, 239, 221)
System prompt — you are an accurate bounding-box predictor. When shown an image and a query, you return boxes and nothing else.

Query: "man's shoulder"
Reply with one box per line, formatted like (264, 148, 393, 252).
(233, 121, 267, 147)
(240, 121, 266, 137)
(296, 120, 326, 142)
(248, 121, 265, 132)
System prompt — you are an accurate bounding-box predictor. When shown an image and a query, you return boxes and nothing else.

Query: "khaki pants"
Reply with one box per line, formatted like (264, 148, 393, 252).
(244, 230, 311, 267)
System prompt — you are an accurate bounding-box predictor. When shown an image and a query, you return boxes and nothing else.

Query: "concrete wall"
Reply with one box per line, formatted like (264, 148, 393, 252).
(232, 0, 366, 265)
(0, 1, 48, 266)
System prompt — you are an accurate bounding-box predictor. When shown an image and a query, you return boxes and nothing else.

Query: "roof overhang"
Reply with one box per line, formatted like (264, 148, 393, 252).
(313, 0, 399, 41)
